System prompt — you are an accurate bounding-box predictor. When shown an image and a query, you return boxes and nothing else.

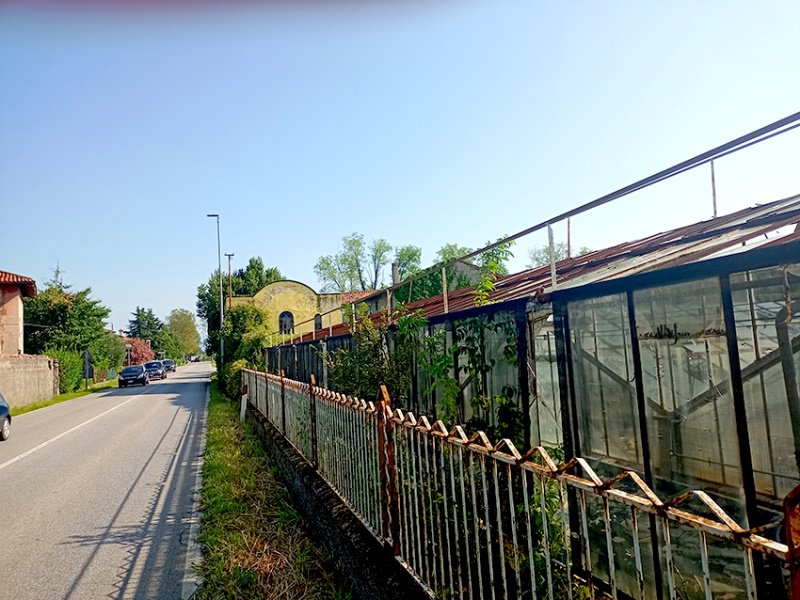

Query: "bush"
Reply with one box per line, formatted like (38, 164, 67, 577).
(47, 348, 83, 393)
(222, 359, 249, 400)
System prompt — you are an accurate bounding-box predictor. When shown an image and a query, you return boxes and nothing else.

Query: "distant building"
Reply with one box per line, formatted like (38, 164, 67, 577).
(230, 279, 373, 338)
(0, 270, 37, 355)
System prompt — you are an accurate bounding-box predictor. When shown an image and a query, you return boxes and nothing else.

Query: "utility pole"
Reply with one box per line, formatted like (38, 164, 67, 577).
(207, 213, 224, 365)
(225, 253, 235, 311)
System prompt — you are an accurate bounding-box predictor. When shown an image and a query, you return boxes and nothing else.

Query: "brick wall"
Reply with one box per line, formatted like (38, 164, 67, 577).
(0, 354, 59, 407)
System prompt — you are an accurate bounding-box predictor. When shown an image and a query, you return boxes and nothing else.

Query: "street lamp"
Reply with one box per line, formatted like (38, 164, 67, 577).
(207, 213, 224, 365)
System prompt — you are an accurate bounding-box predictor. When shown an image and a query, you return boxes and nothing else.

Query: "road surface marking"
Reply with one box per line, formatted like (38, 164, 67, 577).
(0, 390, 149, 472)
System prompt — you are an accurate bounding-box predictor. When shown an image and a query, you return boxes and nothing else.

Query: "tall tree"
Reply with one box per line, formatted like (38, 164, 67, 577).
(196, 257, 281, 355)
(314, 233, 394, 292)
(394, 245, 422, 281)
(24, 271, 110, 354)
(437, 243, 474, 263)
(166, 308, 201, 357)
(127, 307, 163, 341)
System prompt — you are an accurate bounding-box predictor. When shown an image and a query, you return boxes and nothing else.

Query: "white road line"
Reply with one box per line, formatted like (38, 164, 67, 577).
(0, 389, 149, 472)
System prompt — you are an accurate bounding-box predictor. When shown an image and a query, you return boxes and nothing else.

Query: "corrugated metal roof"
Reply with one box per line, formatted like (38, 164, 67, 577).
(0, 270, 37, 297)
(288, 194, 800, 344)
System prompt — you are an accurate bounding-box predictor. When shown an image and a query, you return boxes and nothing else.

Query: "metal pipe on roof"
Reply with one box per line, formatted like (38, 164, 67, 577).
(548, 225, 557, 289)
(442, 267, 449, 314)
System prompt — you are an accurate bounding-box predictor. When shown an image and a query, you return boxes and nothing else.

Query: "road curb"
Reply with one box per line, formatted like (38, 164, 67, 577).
(180, 379, 209, 599)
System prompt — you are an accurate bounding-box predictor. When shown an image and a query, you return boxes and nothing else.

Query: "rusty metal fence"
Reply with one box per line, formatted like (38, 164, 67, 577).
(242, 369, 799, 599)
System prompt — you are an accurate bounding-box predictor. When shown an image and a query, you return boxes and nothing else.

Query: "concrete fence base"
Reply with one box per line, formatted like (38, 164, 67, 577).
(0, 354, 59, 407)
(246, 405, 430, 600)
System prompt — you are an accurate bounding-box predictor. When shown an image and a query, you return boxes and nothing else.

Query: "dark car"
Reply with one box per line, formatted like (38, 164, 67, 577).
(119, 364, 149, 387)
(144, 360, 167, 380)
(162, 359, 176, 372)
(0, 392, 11, 441)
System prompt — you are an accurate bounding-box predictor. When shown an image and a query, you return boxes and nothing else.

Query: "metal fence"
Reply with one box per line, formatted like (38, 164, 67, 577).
(243, 368, 799, 599)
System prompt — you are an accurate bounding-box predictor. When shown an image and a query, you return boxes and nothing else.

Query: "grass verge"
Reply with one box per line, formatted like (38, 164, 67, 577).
(195, 376, 348, 600)
(13, 379, 118, 416)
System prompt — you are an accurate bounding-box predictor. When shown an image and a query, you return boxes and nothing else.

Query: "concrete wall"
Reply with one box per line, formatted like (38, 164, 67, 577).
(0, 286, 24, 355)
(0, 354, 59, 407)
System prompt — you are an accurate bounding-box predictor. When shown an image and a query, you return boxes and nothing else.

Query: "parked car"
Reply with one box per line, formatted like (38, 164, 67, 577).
(0, 392, 11, 441)
(144, 360, 167, 380)
(162, 359, 176, 372)
(119, 364, 149, 387)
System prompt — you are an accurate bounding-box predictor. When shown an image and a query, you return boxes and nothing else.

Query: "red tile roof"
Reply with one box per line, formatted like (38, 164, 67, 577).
(0, 271, 37, 297)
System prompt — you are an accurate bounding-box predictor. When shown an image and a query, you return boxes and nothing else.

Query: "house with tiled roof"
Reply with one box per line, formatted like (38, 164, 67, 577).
(0, 270, 37, 355)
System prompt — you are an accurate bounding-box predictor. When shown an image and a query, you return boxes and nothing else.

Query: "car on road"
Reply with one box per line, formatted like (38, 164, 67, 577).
(0, 392, 11, 441)
(162, 359, 176, 372)
(144, 360, 167, 380)
(119, 365, 149, 387)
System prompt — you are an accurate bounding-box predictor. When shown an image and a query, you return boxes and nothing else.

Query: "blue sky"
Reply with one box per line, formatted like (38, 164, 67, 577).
(1, 1, 799, 333)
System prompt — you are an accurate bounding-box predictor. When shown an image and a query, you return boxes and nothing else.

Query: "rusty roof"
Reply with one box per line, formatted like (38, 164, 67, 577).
(339, 290, 376, 303)
(286, 194, 800, 344)
(0, 270, 37, 297)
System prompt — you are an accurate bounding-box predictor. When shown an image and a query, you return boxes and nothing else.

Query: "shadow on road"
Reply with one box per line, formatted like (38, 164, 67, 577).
(61, 369, 208, 600)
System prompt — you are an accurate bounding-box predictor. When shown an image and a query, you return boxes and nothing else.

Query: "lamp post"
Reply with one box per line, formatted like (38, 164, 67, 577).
(207, 213, 224, 365)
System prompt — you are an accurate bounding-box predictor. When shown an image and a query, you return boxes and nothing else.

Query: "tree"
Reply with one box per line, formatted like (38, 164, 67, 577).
(24, 271, 110, 355)
(232, 257, 282, 296)
(220, 304, 271, 367)
(437, 243, 474, 263)
(196, 257, 282, 356)
(89, 331, 126, 370)
(314, 233, 393, 292)
(166, 309, 201, 357)
(127, 307, 163, 343)
(394, 245, 422, 281)
(128, 337, 154, 364)
(527, 242, 592, 268)
(394, 243, 479, 304)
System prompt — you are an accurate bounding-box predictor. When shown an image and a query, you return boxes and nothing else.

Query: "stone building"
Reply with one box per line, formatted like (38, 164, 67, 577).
(231, 279, 372, 338)
(0, 270, 37, 355)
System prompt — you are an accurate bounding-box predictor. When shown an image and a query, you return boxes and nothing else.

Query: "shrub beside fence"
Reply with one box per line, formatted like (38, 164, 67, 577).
(243, 368, 799, 599)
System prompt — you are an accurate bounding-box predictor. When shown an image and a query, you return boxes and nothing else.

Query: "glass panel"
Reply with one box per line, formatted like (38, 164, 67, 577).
(568, 295, 654, 599)
(731, 263, 800, 502)
(633, 278, 745, 519)
(568, 293, 641, 472)
(530, 314, 563, 449)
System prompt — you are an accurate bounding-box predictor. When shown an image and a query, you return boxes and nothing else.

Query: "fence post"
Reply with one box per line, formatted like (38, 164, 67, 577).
(264, 360, 272, 423)
(309, 374, 318, 467)
(240, 372, 248, 422)
(280, 369, 286, 435)
(376, 385, 400, 555)
(785, 484, 800, 598)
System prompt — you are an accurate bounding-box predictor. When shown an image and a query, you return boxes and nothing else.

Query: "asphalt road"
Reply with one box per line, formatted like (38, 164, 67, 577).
(0, 361, 210, 600)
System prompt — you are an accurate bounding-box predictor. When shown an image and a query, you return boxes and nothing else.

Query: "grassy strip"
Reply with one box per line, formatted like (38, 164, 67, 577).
(196, 377, 348, 600)
(13, 379, 118, 416)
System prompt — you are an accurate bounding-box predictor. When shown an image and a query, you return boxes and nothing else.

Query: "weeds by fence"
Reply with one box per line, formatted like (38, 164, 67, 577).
(244, 369, 798, 599)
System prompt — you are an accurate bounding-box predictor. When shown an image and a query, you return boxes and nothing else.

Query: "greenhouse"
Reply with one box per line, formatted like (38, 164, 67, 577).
(263, 194, 800, 597)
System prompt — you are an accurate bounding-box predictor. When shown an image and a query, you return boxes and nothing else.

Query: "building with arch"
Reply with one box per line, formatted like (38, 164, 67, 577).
(230, 279, 372, 338)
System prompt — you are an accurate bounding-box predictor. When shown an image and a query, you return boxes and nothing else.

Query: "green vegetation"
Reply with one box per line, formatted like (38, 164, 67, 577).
(314, 232, 420, 292)
(127, 307, 182, 359)
(196, 377, 346, 600)
(13, 379, 118, 416)
(197, 257, 283, 358)
(166, 308, 201, 357)
(527, 241, 592, 268)
(24, 269, 110, 355)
